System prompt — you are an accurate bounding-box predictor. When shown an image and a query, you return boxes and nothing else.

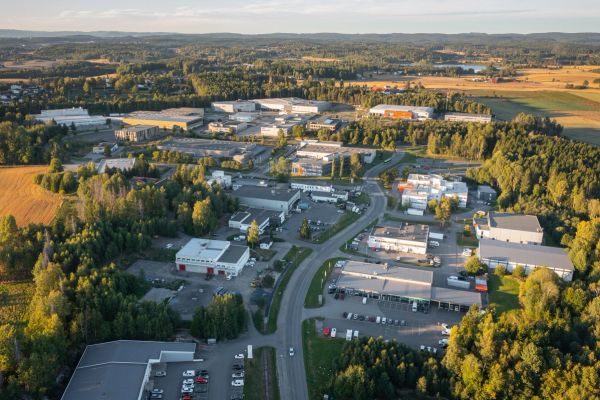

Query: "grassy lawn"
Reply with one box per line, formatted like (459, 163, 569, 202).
(383, 213, 438, 227)
(304, 258, 347, 308)
(354, 192, 370, 205)
(263, 246, 313, 334)
(313, 212, 361, 244)
(243, 347, 280, 400)
(488, 274, 521, 314)
(456, 234, 479, 247)
(302, 318, 346, 400)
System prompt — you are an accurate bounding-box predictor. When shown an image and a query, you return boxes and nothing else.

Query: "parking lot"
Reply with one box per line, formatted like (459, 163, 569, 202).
(308, 293, 463, 352)
(150, 360, 209, 400)
(278, 194, 345, 241)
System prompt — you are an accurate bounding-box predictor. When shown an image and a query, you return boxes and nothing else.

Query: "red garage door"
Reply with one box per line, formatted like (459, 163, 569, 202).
(218, 270, 225, 275)
(207, 267, 214, 274)
(178, 264, 186, 271)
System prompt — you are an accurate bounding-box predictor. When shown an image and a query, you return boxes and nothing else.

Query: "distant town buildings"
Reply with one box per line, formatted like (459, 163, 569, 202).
(157, 138, 268, 165)
(122, 108, 204, 130)
(175, 238, 249, 276)
(114, 124, 160, 142)
(297, 140, 377, 163)
(444, 112, 493, 123)
(92, 142, 118, 154)
(33, 107, 106, 128)
(306, 116, 343, 132)
(369, 104, 434, 120)
(399, 174, 468, 210)
(254, 98, 331, 114)
(208, 121, 247, 134)
(211, 100, 257, 113)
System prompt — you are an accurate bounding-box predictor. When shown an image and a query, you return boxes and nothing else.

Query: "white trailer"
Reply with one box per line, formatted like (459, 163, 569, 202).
(406, 208, 424, 216)
(429, 232, 445, 240)
(447, 277, 470, 289)
(345, 329, 353, 341)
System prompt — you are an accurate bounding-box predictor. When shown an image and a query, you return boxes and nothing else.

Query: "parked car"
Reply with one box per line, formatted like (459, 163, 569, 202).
(150, 394, 163, 399)
(428, 240, 440, 247)
(331, 328, 337, 338)
(323, 327, 330, 336)
(382, 317, 387, 324)
(198, 369, 209, 377)
(195, 376, 208, 384)
(231, 380, 244, 387)
(151, 389, 164, 395)
(154, 371, 166, 377)
(232, 372, 245, 379)
(353, 313, 359, 320)
(234, 353, 244, 359)
(289, 347, 295, 357)
(182, 370, 195, 377)
(183, 379, 194, 385)
(232, 364, 244, 371)
(342, 312, 348, 318)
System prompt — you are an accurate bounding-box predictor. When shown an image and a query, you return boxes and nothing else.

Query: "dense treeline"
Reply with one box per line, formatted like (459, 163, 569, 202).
(190, 293, 247, 340)
(0, 122, 67, 165)
(0, 61, 116, 79)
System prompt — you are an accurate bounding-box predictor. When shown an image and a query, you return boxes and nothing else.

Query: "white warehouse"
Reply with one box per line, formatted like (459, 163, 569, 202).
(175, 239, 249, 277)
(369, 104, 434, 120)
(212, 100, 257, 113)
(368, 224, 430, 255)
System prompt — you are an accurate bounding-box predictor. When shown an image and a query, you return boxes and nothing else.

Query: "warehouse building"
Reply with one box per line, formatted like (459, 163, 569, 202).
(310, 191, 339, 203)
(290, 182, 333, 193)
(230, 112, 259, 123)
(157, 138, 268, 165)
(92, 142, 118, 154)
(296, 140, 377, 163)
(122, 108, 204, 130)
(291, 158, 332, 177)
(233, 186, 301, 213)
(96, 158, 137, 173)
(206, 170, 232, 188)
(228, 208, 285, 233)
(369, 104, 434, 120)
(335, 261, 482, 310)
(478, 238, 574, 281)
(212, 100, 257, 113)
(368, 223, 429, 254)
(114, 125, 160, 142)
(444, 112, 493, 123)
(254, 98, 330, 114)
(208, 120, 247, 134)
(477, 185, 497, 202)
(306, 116, 342, 132)
(400, 174, 468, 210)
(261, 123, 295, 136)
(474, 212, 543, 244)
(175, 238, 249, 276)
(61, 340, 196, 400)
(34, 107, 107, 128)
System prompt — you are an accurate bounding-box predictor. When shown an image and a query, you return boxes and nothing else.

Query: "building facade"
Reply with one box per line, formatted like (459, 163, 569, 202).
(291, 158, 332, 177)
(368, 224, 429, 254)
(290, 182, 333, 192)
(475, 212, 544, 244)
(233, 186, 301, 213)
(114, 125, 160, 142)
(306, 117, 342, 132)
(208, 121, 247, 134)
(477, 185, 497, 202)
(175, 239, 249, 276)
(228, 208, 285, 233)
(122, 108, 204, 131)
(369, 104, 434, 120)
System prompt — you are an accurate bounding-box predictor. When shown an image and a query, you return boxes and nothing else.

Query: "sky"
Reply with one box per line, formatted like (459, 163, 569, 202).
(2, 0, 600, 34)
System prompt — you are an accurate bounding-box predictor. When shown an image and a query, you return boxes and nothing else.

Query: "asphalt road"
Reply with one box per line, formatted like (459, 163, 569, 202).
(276, 150, 403, 400)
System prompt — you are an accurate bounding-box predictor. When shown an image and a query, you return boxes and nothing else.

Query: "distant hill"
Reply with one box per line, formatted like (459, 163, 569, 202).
(1, 30, 600, 45)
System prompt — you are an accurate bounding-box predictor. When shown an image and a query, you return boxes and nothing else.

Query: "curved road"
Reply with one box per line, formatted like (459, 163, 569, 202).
(276, 151, 403, 400)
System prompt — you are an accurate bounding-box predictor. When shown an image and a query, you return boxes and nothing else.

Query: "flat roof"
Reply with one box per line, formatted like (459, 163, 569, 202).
(217, 244, 248, 264)
(311, 191, 335, 198)
(97, 158, 136, 173)
(479, 238, 574, 271)
(371, 224, 429, 243)
(336, 273, 432, 300)
(477, 185, 497, 194)
(343, 261, 433, 285)
(117, 124, 158, 132)
(176, 238, 228, 260)
(488, 212, 542, 233)
(230, 208, 282, 224)
(61, 340, 195, 400)
(431, 286, 482, 307)
(233, 186, 300, 203)
(370, 104, 434, 113)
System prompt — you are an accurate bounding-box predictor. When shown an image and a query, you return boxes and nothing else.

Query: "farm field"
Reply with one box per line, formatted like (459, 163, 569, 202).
(0, 166, 63, 227)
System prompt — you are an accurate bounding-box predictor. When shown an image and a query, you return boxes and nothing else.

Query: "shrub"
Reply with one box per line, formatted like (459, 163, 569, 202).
(495, 265, 507, 276)
(513, 265, 525, 279)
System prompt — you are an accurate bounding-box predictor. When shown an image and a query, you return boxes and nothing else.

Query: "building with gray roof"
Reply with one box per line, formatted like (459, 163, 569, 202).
(368, 223, 430, 255)
(478, 238, 574, 281)
(176, 238, 250, 276)
(475, 212, 543, 244)
(96, 157, 137, 174)
(61, 340, 196, 400)
(233, 186, 301, 213)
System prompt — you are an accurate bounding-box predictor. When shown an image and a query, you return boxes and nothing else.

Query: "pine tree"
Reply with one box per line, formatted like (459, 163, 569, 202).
(247, 219, 260, 248)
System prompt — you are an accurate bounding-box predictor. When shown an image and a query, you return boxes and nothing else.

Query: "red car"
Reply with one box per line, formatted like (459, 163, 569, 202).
(181, 396, 192, 400)
(323, 327, 330, 337)
(195, 376, 208, 384)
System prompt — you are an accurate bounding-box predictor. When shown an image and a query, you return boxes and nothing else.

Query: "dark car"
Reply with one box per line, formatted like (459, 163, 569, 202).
(359, 315, 365, 321)
(342, 312, 348, 318)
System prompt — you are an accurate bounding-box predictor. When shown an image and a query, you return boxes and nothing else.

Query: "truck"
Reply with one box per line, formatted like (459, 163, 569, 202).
(447, 276, 471, 289)
(345, 329, 353, 341)
(429, 232, 445, 240)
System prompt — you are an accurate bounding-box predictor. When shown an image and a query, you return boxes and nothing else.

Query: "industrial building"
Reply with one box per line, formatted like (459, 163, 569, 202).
(208, 120, 247, 134)
(122, 108, 204, 131)
(206, 170, 232, 188)
(474, 212, 543, 244)
(290, 182, 333, 193)
(477, 185, 497, 202)
(291, 158, 332, 177)
(233, 186, 301, 213)
(261, 123, 295, 136)
(96, 158, 137, 174)
(254, 98, 330, 114)
(228, 208, 285, 233)
(157, 138, 268, 165)
(33, 107, 107, 128)
(175, 238, 249, 276)
(114, 125, 160, 142)
(368, 223, 430, 254)
(478, 238, 574, 281)
(61, 340, 196, 400)
(296, 140, 377, 163)
(369, 104, 434, 120)
(335, 261, 481, 310)
(229, 112, 259, 123)
(306, 116, 342, 132)
(310, 191, 340, 203)
(212, 100, 257, 113)
(444, 112, 493, 123)
(92, 142, 118, 154)
(400, 174, 468, 210)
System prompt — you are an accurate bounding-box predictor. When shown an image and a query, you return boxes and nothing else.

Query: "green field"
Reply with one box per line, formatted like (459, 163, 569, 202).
(302, 318, 346, 400)
(304, 258, 347, 308)
(488, 274, 521, 314)
(472, 90, 600, 146)
(0, 281, 34, 327)
(243, 347, 280, 400)
(313, 211, 360, 244)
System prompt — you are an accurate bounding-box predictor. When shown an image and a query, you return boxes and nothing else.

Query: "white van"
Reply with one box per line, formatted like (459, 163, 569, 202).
(346, 313, 353, 320)
(353, 330, 359, 338)
(382, 317, 387, 324)
(362, 297, 367, 305)
(412, 301, 418, 312)
(376, 316, 381, 324)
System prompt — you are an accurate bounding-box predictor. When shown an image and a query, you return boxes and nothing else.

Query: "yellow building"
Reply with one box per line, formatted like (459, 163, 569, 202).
(122, 108, 204, 130)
